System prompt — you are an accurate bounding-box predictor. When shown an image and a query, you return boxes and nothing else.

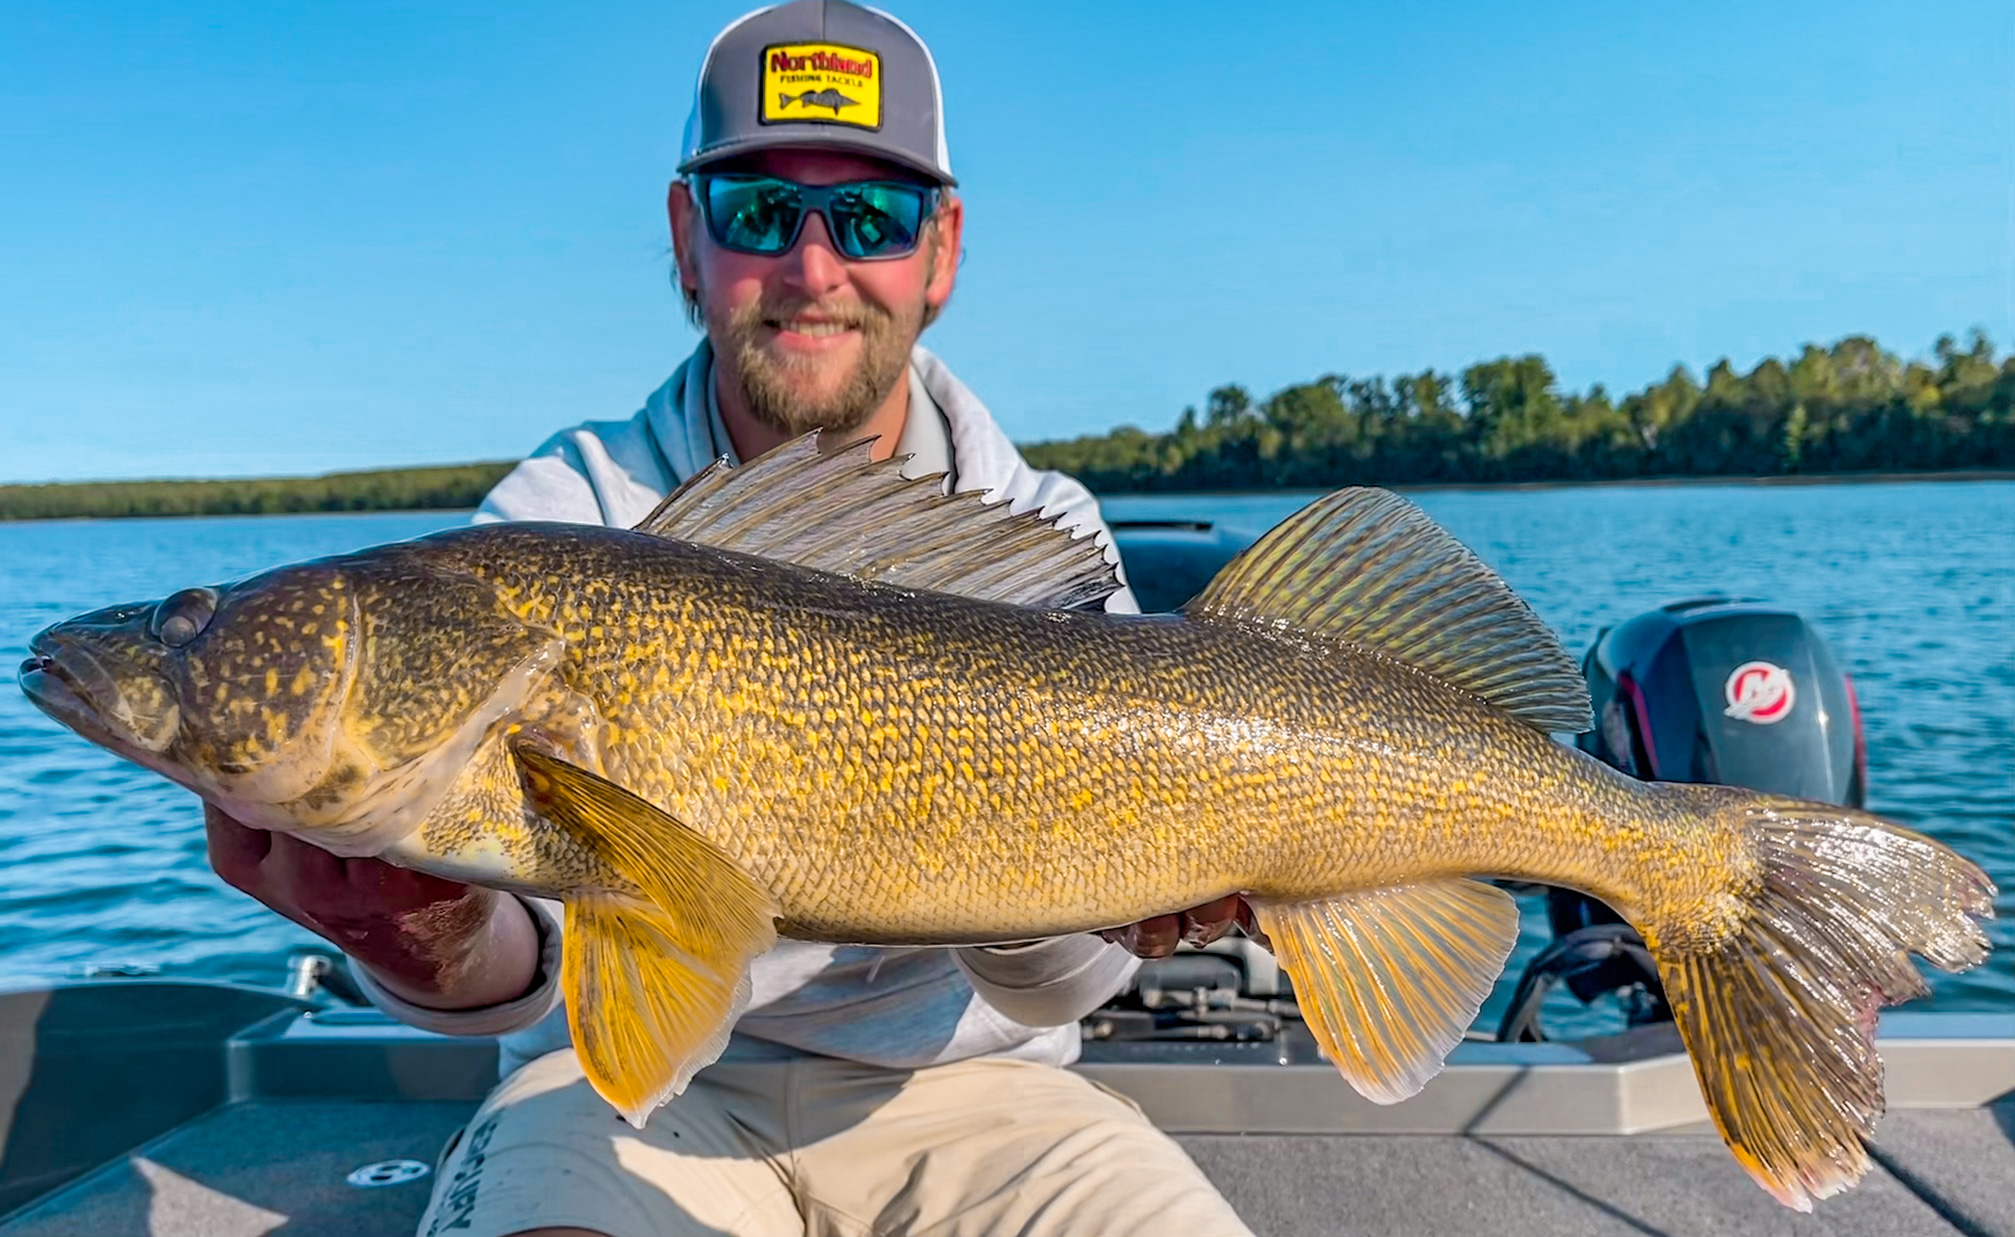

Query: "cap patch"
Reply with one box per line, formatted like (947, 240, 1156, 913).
(761, 43, 882, 131)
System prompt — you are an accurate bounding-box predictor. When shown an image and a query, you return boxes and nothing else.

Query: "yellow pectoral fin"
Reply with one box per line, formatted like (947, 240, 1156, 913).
(1251, 878, 1518, 1105)
(513, 745, 780, 1126)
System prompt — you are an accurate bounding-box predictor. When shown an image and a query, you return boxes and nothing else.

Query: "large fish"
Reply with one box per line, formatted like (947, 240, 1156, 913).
(19, 438, 1993, 1210)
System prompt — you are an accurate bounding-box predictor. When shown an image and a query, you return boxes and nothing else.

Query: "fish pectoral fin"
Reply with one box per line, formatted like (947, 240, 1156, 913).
(512, 745, 779, 1125)
(563, 891, 756, 1127)
(1251, 878, 1518, 1104)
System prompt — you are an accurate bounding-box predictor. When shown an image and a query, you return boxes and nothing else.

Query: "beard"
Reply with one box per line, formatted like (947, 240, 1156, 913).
(709, 286, 925, 439)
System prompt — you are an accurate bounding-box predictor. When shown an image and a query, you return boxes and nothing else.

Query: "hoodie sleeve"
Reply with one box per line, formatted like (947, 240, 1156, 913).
(951, 936, 1141, 1028)
(473, 436, 607, 526)
(474, 412, 678, 529)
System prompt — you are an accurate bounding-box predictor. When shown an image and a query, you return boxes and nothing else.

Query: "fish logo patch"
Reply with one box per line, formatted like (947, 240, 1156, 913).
(762, 43, 881, 130)
(1724, 661, 1796, 724)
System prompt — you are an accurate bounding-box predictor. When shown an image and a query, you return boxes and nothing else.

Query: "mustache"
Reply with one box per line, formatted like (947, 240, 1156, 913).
(740, 299, 888, 331)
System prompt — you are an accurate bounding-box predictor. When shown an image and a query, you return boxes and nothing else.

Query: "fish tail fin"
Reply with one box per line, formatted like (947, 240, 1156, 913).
(1647, 785, 1994, 1211)
(778, 90, 795, 108)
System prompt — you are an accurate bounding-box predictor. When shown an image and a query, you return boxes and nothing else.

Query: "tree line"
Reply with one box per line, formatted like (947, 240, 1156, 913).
(1021, 332, 2015, 491)
(0, 462, 515, 521)
(5, 332, 2009, 519)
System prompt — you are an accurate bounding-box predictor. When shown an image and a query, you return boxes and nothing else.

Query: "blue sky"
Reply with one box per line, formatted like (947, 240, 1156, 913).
(3, 0, 2008, 483)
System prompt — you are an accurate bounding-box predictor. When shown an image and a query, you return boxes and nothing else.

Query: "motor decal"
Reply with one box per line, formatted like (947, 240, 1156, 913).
(1724, 661, 1796, 725)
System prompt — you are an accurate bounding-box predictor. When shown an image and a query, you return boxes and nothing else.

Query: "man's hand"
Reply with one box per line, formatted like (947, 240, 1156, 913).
(204, 803, 540, 1011)
(1099, 894, 1261, 960)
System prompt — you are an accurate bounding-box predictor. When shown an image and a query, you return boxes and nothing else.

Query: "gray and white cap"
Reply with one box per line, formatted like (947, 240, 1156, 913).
(679, 1, 954, 186)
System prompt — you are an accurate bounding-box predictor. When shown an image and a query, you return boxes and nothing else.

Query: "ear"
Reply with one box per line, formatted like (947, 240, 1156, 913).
(923, 191, 963, 316)
(667, 181, 702, 301)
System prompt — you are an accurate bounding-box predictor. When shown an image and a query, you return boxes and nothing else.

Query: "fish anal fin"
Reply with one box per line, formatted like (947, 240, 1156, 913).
(513, 745, 778, 1125)
(1187, 488, 1591, 734)
(1252, 878, 1519, 1104)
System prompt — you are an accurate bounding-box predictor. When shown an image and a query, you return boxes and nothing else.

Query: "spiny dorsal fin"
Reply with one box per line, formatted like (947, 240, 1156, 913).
(633, 434, 1119, 610)
(1188, 487, 1592, 733)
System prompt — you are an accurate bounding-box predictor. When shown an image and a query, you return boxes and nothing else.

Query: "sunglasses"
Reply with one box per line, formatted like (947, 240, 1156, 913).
(696, 174, 939, 261)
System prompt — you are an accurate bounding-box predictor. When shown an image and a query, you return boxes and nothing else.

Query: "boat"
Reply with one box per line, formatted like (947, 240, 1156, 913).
(3, 519, 2010, 1237)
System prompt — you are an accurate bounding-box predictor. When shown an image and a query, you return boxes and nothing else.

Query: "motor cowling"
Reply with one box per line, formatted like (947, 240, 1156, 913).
(1577, 596, 1865, 808)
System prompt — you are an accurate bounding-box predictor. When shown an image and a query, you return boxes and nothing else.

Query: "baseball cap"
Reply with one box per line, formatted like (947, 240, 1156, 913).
(679, 1, 955, 186)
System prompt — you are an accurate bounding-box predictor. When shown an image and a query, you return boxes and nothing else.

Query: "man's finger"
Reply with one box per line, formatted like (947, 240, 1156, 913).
(1179, 894, 1245, 946)
(203, 803, 272, 888)
(1124, 914, 1182, 959)
(267, 828, 345, 900)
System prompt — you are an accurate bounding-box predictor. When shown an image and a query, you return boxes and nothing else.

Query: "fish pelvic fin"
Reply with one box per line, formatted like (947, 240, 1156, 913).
(1186, 488, 1591, 734)
(1650, 785, 1995, 1211)
(512, 745, 779, 1127)
(1250, 879, 1518, 1104)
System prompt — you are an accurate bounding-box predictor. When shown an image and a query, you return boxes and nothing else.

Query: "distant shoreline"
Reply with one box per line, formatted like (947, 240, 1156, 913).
(1, 463, 2008, 522)
(1376, 468, 2015, 495)
(1111, 468, 2015, 500)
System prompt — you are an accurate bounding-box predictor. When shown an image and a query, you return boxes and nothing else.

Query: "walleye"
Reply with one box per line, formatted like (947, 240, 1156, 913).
(777, 87, 859, 113)
(19, 437, 1993, 1210)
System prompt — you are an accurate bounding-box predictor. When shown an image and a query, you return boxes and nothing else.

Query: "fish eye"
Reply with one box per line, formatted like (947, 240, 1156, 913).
(150, 587, 219, 648)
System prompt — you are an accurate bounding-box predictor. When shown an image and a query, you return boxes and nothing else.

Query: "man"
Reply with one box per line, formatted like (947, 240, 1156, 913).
(208, 3, 1258, 1234)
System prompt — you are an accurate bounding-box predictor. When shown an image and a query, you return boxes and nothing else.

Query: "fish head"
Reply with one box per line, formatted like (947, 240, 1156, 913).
(22, 543, 563, 853)
(23, 563, 364, 816)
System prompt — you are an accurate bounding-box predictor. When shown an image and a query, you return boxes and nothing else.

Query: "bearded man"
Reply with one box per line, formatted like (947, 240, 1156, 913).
(207, 3, 1259, 1234)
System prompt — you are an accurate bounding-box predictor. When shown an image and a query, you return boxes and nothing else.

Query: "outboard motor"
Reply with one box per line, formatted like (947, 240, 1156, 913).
(1499, 597, 1868, 1041)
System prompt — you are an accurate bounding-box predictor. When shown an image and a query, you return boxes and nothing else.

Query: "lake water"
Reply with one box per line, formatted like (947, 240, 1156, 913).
(2, 481, 2010, 1033)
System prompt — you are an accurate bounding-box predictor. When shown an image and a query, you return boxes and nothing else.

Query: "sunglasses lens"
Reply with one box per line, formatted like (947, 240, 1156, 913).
(704, 178, 802, 254)
(827, 183, 930, 259)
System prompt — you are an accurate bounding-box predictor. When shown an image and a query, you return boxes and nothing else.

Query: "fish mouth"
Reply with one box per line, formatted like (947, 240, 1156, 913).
(18, 637, 171, 756)
(20, 648, 111, 739)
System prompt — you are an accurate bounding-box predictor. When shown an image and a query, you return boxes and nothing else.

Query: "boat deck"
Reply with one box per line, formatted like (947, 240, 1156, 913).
(4, 984, 2013, 1237)
(5, 1098, 2015, 1236)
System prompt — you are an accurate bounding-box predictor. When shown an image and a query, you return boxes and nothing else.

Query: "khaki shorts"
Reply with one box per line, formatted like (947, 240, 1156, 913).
(416, 1048, 1253, 1237)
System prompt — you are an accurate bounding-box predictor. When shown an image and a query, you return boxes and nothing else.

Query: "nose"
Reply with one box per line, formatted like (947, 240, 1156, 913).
(778, 208, 848, 299)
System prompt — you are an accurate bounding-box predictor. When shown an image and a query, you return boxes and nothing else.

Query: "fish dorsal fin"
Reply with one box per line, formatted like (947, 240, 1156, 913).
(633, 434, 1119, 610)
(1188, 488, 1592, 733)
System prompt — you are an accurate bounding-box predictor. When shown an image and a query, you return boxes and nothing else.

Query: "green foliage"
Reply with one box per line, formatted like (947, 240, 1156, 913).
(1023, 332, 2015, 491)
(10, 332, 2011, 519)
(0, 462, 517, 521)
